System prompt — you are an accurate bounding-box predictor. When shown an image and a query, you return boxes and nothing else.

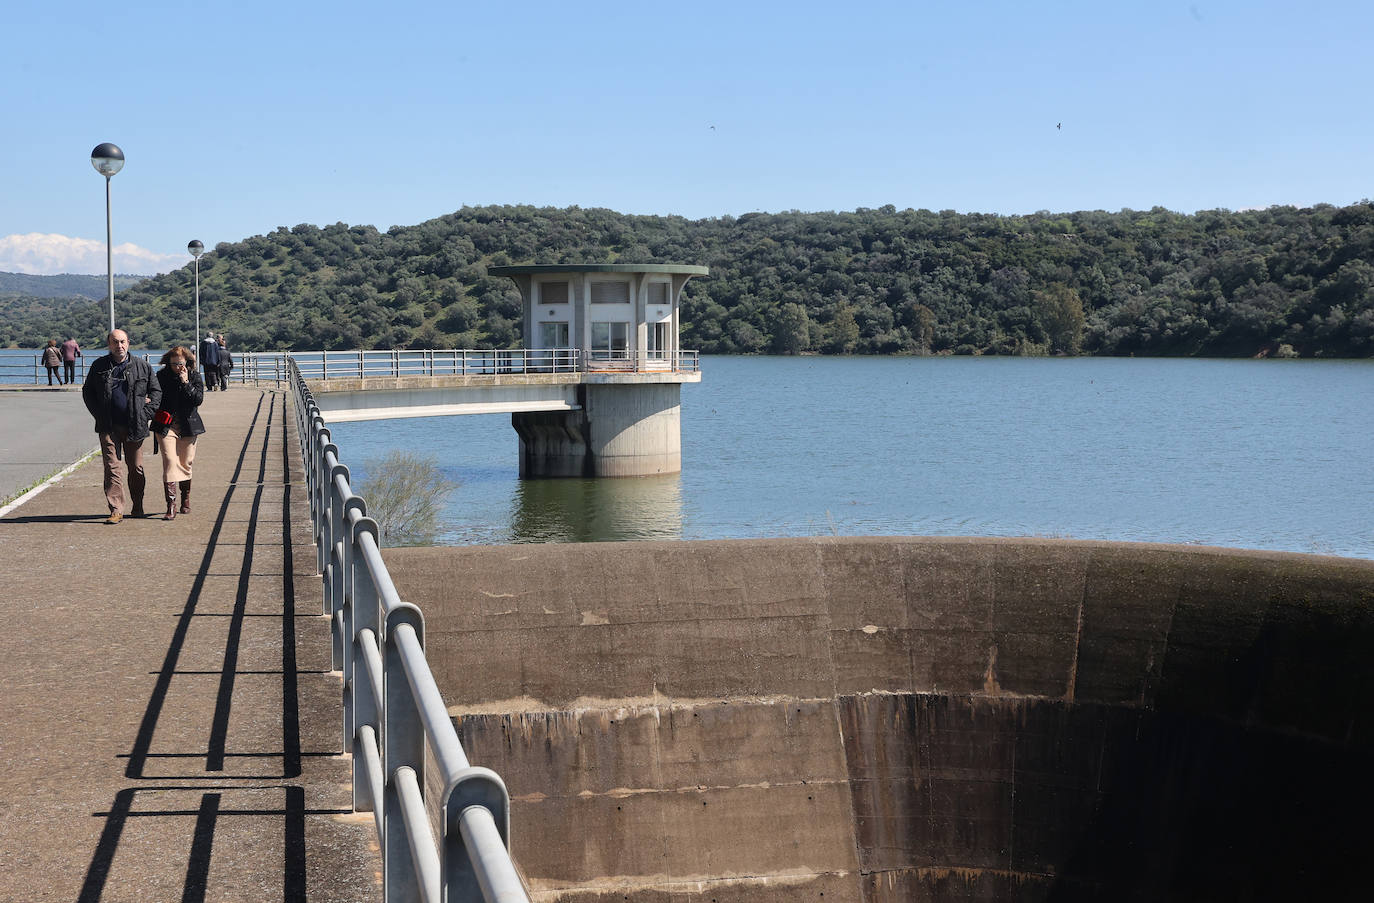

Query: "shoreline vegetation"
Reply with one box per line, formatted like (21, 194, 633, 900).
(2, 202, 1371, 358)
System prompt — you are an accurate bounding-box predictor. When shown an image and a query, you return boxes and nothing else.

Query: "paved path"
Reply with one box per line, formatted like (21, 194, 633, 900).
(0, 387, 380, 902)
(0, 387, 97, 505)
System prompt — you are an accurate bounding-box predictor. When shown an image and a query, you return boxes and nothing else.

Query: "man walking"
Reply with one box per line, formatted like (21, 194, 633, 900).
(60, 336, 82, 384)
(199, 332, 220, 391)
(82, 329, 160, 524)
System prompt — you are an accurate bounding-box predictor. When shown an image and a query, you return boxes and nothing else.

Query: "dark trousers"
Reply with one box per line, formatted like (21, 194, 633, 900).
(63, 361, 76, 384)
(216, 367, 228, 391)
(203, 364, 218, 390)
(45, 365, 59, 385)
(99, 426, 146, 513)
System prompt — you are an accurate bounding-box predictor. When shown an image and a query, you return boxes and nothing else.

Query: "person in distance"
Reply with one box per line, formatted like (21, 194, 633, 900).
(199, 332, 220, 391)
(215, 334, 233, 391)
(60, 336, 82, 384)
(41, 339, 62, 385)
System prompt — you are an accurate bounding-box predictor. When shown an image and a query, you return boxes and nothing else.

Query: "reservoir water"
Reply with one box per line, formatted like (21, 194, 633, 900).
(325, 355, 1374, 559)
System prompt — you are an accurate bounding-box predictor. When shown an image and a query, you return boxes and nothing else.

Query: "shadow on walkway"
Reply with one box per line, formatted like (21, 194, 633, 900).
(0, 389, 377, 901)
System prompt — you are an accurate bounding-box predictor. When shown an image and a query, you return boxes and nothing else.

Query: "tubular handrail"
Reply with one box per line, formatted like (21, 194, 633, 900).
(240, 347, 700, 382)
(287, 357, 529, 903)
(0, 345, 695, 387)
(393, 623, 472, 779)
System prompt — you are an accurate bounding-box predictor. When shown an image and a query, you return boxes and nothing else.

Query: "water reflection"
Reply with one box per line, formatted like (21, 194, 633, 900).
(510, 474, 684, 542)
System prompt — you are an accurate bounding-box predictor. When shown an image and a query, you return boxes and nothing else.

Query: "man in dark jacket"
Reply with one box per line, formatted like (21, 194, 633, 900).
(215, 334, 232, 391)
(82, 329, 161, 524)
(199, 333, 220, 391)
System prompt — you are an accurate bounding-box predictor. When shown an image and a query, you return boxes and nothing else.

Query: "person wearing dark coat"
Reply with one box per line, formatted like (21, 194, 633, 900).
(41, 340, 62, 385)
(151, 346, 207, 520)
(199, 332, 221, 391)
(215, 334, 233, 391)
(82, 329, 161, 523)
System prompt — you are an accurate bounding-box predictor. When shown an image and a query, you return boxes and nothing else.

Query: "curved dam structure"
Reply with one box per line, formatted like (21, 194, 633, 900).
(382, 538, 1374, 901)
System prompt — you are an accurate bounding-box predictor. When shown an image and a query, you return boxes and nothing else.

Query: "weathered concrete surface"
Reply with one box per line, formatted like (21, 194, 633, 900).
(0, 388, 379, 901)
(384, 537, 1374, 902)
(515, 383, 683, 477)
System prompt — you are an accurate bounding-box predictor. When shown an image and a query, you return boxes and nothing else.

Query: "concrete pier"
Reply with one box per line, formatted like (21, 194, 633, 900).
(514, 382, 683, 478)
(384, 536, 1374, 902)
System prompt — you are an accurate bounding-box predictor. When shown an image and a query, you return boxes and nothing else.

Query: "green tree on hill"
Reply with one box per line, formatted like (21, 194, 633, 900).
(2, 202, 1372, 357)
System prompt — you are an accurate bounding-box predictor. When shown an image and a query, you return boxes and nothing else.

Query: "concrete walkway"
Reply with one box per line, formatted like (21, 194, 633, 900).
(0, 387, 380, 901)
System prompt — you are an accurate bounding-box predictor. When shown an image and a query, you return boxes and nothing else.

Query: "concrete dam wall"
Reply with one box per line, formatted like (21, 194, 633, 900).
(382, 537, 1374, 901)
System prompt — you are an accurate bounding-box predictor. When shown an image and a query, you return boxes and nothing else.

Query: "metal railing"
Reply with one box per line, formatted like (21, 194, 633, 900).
(290, 358, 529, 903)
(0, 353, 91, 386)
(0, 346, 700, 387)
(241, 347, 700, 382)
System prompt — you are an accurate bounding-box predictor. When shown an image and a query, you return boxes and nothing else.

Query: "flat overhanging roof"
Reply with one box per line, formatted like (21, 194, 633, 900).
(487, 264, 709, 276)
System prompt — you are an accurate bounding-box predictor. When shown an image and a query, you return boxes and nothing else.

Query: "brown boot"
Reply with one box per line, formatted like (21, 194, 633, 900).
(179, 480, 191, 514)
(130, 472, 146, 517)
(163, 483, 178, 521)
(105, 508, 123, 525)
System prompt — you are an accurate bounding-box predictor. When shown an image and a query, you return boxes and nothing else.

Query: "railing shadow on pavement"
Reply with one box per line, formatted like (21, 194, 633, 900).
(291, 358, 531, 903)
(77, 392, 347, 903)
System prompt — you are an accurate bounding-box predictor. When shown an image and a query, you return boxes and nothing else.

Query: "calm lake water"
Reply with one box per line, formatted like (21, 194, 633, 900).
(326, 355, 1374, 560)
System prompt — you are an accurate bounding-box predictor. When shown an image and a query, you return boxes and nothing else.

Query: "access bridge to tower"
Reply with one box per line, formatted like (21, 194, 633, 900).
(249, 263, 709, 479)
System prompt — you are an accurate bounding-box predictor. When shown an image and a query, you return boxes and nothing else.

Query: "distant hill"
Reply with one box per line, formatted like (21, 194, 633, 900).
(0, 272, 149, 300)
(0, 203, 1370, 357)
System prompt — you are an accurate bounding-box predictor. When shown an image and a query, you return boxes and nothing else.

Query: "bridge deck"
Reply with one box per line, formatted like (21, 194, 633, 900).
(0, 387, 379, 901)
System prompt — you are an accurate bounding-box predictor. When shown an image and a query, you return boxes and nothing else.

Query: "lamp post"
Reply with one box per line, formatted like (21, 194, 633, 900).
(90, 143, 125, 334)
(188, 240, 204, 343)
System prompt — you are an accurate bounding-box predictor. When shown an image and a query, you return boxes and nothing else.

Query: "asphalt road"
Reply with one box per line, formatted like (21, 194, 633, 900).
(0, 387, 99, 505)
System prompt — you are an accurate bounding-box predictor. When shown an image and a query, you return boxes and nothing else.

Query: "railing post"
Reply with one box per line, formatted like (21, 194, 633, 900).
(327, 463, 350, 668)
(443, 768, 514, 900)
(329, 541, 345, 669)
(344, 510, 376, 757)
(383, 604, 426, 903)
(322, 451, 344, 612)
(316, 438, 336, 577)
(337, 496, 364, 675)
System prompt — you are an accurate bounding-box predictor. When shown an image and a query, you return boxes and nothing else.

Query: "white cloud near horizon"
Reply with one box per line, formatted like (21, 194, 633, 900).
(0, 233, 184, 276)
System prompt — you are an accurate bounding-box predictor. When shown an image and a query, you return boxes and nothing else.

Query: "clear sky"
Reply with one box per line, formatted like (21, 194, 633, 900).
(1, 0, 1369, 275)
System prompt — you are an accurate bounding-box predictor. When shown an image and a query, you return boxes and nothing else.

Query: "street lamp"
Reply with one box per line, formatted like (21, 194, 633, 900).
(188, 240, 204, 343)
(90, 143, 125, 334)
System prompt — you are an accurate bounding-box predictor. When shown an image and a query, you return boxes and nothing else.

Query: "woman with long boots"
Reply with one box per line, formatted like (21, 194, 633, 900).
(151, 346, 206, 520)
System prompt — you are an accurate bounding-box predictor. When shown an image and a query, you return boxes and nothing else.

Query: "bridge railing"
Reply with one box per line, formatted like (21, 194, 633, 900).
(0, 352, 91, 386)
(238, 347, 699, 383)
(289, 357, 530, 903)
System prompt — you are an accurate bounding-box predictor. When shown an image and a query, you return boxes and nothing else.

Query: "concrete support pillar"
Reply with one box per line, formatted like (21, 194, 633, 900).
(513, 382, 682, 478)
(512, 409, 591, 478)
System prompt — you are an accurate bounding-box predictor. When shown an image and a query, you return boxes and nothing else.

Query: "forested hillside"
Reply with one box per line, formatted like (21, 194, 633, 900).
(3, 203, 1371, 357)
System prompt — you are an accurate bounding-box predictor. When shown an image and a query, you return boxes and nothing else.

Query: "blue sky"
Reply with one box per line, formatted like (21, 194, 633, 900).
(1, 0, 1370, 275)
